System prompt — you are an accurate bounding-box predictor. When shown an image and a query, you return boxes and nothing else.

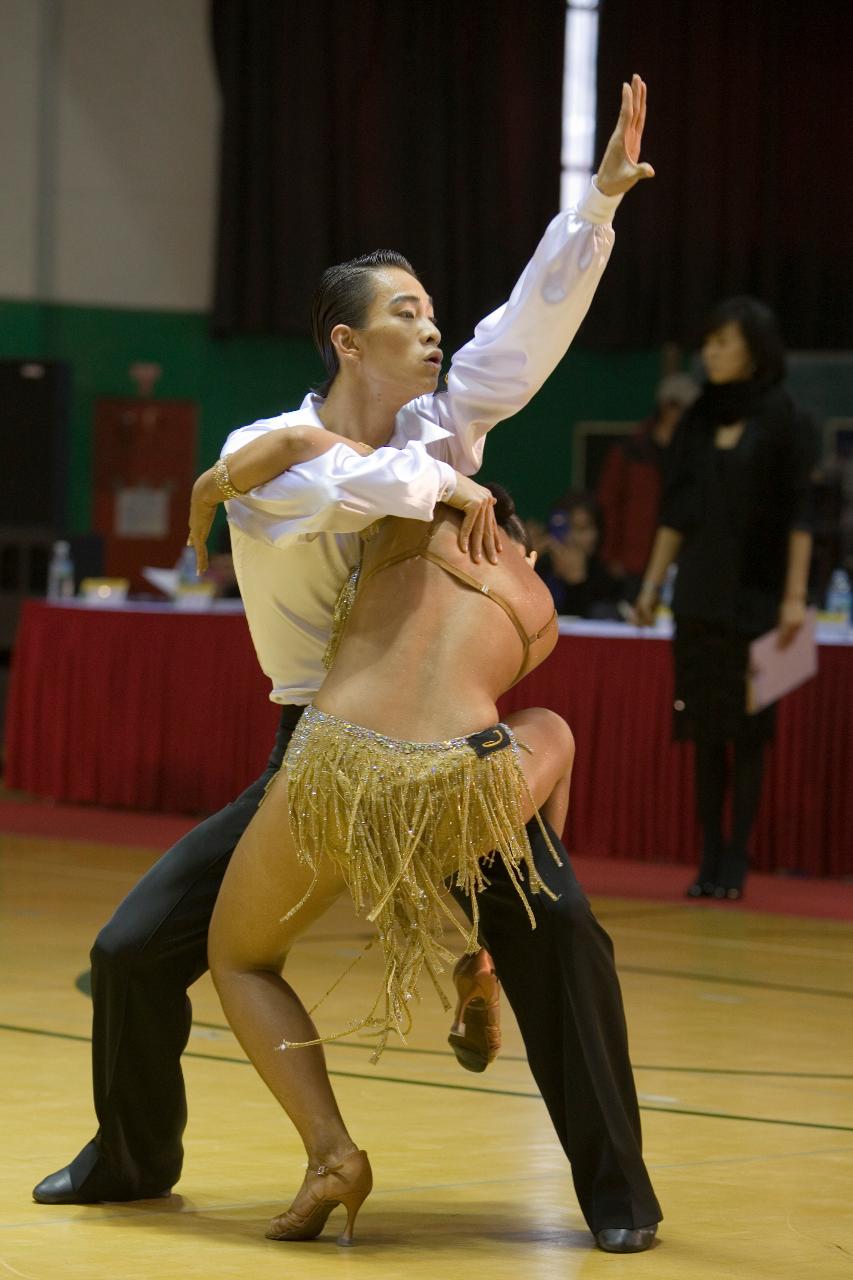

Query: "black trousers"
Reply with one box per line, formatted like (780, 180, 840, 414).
(72, 707, 661, 1232)
(471, 825, 661, 1230)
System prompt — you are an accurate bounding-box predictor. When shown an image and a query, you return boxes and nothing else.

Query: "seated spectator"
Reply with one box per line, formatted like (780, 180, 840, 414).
(537, 493, 622, 618)
(597, 372, 699, 599)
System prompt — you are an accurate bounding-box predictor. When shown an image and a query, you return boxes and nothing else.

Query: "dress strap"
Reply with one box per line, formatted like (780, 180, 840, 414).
(420, 550, 532, 646)
(358, 518, 437, 591)
(327, 514, 556, 685)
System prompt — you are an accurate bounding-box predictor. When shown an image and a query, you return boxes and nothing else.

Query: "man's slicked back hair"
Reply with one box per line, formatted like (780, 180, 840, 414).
(311, 250, 419, 396)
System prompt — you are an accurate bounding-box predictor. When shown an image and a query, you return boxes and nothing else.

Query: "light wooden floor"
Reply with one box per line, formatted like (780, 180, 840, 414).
(2, 832, 852, 1280)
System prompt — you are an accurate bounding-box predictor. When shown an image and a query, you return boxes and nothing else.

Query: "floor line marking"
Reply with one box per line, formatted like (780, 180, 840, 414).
(612, 923, 853, 963)
(3, 1022, 852, 1134)
(619, 964, 853, 1001)
(0, 857, 144, 884)
(191, 1021, 853, 1081)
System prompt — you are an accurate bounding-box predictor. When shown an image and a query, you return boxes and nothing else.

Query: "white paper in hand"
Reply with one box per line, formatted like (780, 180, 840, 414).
(747, 608, 818, 713)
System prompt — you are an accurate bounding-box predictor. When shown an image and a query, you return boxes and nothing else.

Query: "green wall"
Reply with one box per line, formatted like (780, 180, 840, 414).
(1, 298, 661, 528)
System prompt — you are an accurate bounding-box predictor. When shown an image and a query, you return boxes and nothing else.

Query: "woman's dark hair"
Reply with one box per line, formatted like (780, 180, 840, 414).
(555, 491, 601, 526)
(311, 250, 420, 397)
(700, 295, 787, 387)
(482, 481, 533, 554)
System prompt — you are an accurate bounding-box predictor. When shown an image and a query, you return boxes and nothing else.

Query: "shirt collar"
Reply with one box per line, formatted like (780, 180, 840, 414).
(298, 392, 327, 425)
(302, 391, 452, 449)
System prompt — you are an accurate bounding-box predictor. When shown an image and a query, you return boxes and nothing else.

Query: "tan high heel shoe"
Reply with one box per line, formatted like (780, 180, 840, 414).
(266, 1149, 373, 1246)
(448, 948, 501, 1073)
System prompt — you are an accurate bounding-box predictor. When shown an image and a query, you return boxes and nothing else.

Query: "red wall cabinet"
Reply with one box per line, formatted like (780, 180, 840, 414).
(92, 398, 198, 591)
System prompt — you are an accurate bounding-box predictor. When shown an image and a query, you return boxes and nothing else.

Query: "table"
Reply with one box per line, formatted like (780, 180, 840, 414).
(6, 602, 852, 875)
(502, 621, 852, 878)
(5, 600, 280, 815)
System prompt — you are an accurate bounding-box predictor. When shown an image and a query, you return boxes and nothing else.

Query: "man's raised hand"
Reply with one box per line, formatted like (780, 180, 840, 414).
(595, 75, 654, 197)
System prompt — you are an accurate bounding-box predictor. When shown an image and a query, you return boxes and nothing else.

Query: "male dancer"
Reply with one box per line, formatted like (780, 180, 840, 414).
(34, 78, 660, 1253)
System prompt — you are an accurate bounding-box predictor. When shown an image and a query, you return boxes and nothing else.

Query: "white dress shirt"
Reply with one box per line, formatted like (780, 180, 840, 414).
(223, 181, 622, 706)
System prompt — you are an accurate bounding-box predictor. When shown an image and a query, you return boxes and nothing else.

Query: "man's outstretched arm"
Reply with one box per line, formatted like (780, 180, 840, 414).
(424, 75, 654, 474)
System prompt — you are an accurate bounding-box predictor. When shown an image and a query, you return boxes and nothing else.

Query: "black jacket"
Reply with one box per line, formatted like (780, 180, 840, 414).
(660, 386, 818, 632)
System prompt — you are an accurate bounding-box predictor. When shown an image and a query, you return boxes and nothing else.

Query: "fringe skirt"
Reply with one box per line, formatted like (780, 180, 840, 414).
(274, 705, 559, 1061)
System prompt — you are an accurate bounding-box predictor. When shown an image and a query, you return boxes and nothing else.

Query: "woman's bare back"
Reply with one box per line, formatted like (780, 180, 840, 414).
(314, 507, 557, 740)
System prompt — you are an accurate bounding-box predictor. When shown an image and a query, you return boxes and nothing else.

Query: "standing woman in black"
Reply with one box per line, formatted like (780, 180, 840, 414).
(635, 298, 817, 899)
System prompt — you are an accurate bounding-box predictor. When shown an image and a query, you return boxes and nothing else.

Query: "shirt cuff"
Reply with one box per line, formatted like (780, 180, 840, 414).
(578, 179, 624, 225)
(435, 460, 457, 503)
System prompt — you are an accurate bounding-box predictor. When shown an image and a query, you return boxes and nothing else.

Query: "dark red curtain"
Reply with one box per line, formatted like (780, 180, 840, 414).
(584, 0, 853, 350)
(210, 0, 566, 348)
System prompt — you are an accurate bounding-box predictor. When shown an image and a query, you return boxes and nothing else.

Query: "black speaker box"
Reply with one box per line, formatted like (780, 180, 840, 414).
(0, 358, 71, 529)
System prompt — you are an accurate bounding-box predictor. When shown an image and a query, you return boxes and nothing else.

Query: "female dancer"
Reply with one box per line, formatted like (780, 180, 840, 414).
(635, 297, 817, 898)
(202, 433, 571, 1243)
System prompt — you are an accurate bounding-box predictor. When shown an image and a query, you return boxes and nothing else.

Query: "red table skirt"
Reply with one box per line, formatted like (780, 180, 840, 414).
(500, 632, 852, 878)
(5, 602, 280, 816)
(5, 601, 851, 876)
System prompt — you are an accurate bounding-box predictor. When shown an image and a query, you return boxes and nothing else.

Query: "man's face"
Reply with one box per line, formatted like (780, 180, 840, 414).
(345, 268, 442, 400)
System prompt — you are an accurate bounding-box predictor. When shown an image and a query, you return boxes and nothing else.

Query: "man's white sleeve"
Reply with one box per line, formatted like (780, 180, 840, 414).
(222, 427, 456, 547)
(420, 181, 624, 474)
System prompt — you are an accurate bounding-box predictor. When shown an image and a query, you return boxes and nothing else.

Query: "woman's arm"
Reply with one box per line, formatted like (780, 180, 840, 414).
(189, 427, 500, 571)
(213, 426, 371, 500)
(633, 526, 684, 625)
(188, 427, 372, 572)
(777, 529, 813, 648)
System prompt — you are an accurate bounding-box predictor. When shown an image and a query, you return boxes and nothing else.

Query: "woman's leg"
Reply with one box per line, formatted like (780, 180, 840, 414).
(208, 767, 355, 1169)
(448, 708, 574, 1072)
(502, 706, 575, 830)
(717, 735, 766, 895)
(692, 739, 728, 890)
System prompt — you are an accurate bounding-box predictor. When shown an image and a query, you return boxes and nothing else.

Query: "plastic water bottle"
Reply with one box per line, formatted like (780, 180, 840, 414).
(660, 564, 677, 609)
(174, 543, 213, 610)
(46, 540, 75, 600)
(825, 568, 852, 624)
(176, 544, 198, 587)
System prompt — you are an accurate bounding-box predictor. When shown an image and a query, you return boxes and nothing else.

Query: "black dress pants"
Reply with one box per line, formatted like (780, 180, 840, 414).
(71, 707, 302, 1200)
(70, 709, 661, 1231)
(471, 820, 661, 1231)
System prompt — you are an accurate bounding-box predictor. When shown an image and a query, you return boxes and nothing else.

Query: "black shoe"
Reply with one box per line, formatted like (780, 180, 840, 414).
(687, 844, 721, 899)
(685, 880, 715, 898)
(713, 846, 748, 900)
(712, 883, 743, 901)
(596, 1224, 658, 1253)
(33, 1165, 101, 1205)
(33, 1143, 171, 1205)
(32, 1164, 171, 1205)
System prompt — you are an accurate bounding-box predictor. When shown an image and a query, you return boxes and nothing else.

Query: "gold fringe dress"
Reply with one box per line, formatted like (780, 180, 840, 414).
(274, 516, 560, 1061)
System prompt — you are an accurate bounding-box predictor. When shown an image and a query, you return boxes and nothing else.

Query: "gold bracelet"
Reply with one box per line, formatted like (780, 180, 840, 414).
(213, 457, 245, 500)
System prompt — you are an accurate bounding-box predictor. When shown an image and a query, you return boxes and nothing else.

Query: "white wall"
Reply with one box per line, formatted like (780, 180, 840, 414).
(0, 0, 219, 311)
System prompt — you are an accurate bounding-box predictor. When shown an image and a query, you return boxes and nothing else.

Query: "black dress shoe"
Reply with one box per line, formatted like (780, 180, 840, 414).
(713, 847, 747, 900)
(712, 884, 743, 900)
(685, 880, 714, 898)
(596, 1224, 658, 1253)
(33, 1164, 170, 1205)
(33, 1165, 100, 1204)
